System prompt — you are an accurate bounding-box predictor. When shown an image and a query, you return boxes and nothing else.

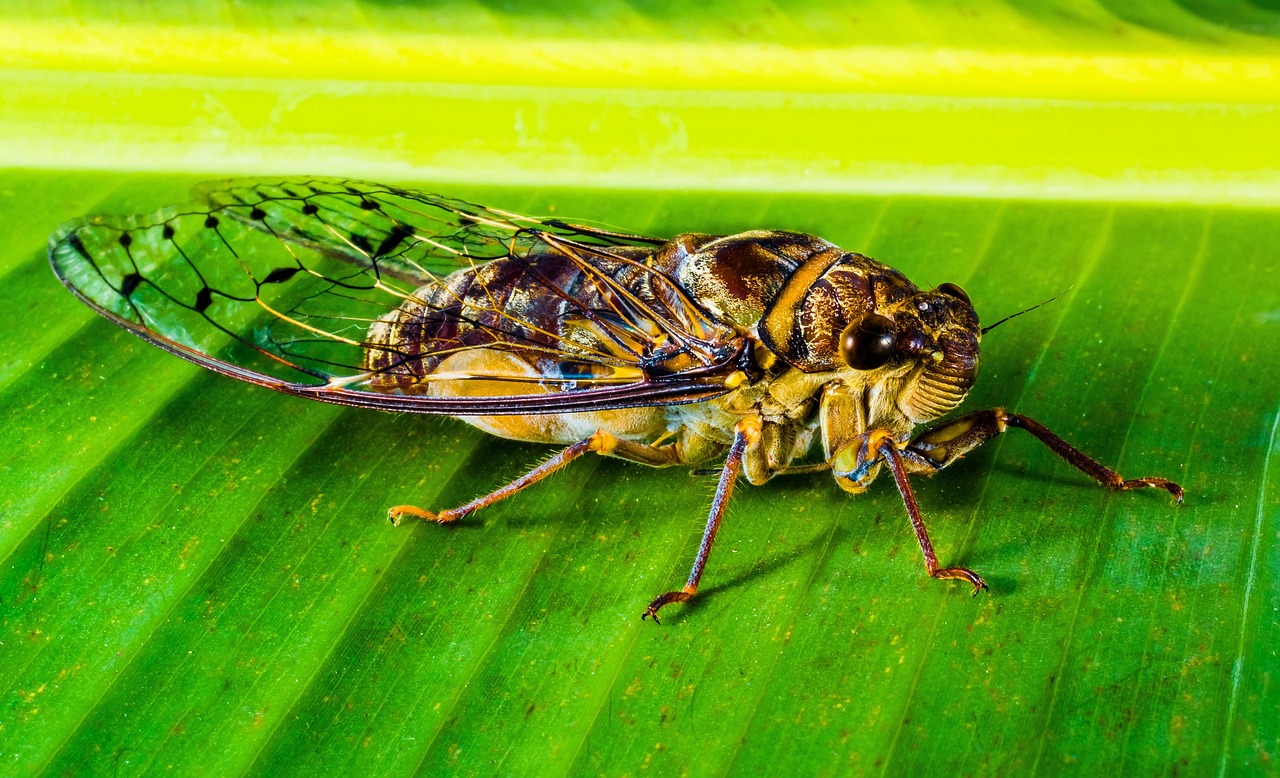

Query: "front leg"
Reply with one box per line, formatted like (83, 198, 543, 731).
(901, 408, 1184, 503)
(847, 430, 989, 594)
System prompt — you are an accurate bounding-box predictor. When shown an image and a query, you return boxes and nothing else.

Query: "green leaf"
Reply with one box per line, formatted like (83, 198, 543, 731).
(2, 2, 1279, 776)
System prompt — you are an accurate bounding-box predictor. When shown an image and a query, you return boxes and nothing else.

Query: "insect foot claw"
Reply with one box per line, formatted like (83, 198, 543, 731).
(387, 504, 442, 525)
(931, 567, 988, 596)
(642, 590, 693, 624)
(1118, 477, 1184, 505)
(1144, 478, 1184, 505)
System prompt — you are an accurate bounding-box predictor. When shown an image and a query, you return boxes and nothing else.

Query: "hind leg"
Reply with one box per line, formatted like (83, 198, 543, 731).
(389, 430, 680, 524)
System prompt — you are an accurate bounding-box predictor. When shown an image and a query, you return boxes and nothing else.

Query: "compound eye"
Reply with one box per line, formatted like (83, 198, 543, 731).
(937, 282, 971, 305)
(840, 313, 897, 370)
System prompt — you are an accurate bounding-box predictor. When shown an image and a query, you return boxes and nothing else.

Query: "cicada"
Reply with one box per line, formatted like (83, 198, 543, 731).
(50, 179, 1183, 621)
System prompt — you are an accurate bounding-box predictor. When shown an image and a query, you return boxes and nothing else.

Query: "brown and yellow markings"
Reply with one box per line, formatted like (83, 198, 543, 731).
(49, 177, 1183, 621)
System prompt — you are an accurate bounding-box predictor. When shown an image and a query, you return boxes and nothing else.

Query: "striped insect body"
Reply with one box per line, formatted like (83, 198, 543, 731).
(50, 179, 1183, 621)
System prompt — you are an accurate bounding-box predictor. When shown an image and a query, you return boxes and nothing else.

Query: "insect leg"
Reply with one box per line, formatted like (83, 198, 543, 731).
(642, 418, 762, 623)
(772, 462, 832, 476)
(867, 430, 990, 594)
(389, 431, 680, 524)
(900, 409, 1184, 502)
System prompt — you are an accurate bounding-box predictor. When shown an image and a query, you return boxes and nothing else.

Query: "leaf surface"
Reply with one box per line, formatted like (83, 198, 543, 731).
(1, 2, 1278, 775)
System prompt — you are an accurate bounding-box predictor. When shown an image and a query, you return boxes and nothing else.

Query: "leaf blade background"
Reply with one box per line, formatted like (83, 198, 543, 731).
(1, 1, 1278, 775)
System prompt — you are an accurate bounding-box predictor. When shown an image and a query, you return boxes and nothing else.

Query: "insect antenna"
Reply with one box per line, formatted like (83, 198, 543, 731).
(980, 289, 1070, 335)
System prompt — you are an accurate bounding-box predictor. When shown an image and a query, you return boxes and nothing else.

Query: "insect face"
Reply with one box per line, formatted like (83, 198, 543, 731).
(878, 283, 982, 425)
(821, 282, 982, 495)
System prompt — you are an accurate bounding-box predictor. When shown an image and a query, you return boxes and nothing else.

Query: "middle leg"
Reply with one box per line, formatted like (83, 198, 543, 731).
(642, 417, 762, 623)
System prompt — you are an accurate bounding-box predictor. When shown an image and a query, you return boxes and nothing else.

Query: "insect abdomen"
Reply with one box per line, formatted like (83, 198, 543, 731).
(362, 244, 670, 390)
(363, 248, 674, 443)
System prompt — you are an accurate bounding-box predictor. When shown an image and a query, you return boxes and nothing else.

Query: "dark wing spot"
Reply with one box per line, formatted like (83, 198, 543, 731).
(263, 266, 301, 284)
(249, 207, 267, 220)
(161, 224, 175, 240)
(375, 223, 413, 256)
(194, 286, 213, 312)
(359, 199, 380, 210)
(350, 233, 373, 254)
(66, 233, 91, 259)
(118, 233, 132, 248)
(301, 203, 319, 215)
(556, 362, 601, 380)
(204, 215, 219, 228)
(120, 272, 142, 297)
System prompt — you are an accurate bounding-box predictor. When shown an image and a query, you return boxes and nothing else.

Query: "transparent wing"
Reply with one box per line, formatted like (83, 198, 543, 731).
(49, 178, 743, 415)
